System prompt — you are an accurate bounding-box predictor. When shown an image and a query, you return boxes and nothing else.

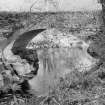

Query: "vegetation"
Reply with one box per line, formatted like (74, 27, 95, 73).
(0, 10, 105, 105)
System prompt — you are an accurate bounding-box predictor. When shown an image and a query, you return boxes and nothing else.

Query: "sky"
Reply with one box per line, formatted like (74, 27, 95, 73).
(0, 0, 102, 12)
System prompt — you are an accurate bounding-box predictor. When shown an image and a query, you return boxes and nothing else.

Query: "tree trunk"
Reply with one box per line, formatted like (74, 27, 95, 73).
(99, 0, 105, 25)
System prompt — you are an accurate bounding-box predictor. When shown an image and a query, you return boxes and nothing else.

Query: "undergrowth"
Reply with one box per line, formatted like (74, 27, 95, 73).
(0, 11, 105, 105)
(0, 63, 105, 105)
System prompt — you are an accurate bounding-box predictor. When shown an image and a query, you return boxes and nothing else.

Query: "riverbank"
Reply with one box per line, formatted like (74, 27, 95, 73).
(0, 11, 105, 105)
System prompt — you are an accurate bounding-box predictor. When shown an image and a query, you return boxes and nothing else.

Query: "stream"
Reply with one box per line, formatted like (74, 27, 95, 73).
(28, 46, 97, 96)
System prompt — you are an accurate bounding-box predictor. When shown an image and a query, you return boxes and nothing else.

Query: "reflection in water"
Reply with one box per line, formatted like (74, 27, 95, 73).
(28, 46, 97, 96)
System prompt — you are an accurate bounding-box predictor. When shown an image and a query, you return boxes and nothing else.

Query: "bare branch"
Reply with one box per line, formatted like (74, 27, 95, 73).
(44, 0, 60, 11)
(30, 0, 39, 12)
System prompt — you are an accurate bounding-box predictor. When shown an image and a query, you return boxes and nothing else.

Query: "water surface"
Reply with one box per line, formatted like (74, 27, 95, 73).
(28, 47, 96, 96)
